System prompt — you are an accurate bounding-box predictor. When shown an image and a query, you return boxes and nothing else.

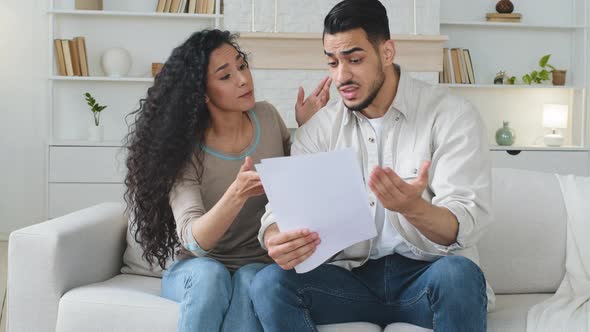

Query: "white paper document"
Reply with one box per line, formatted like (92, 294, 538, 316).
(256, 148, 377, 273)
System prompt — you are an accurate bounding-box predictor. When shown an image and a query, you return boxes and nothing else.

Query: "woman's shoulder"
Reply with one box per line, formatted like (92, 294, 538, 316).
(251, 101, 283, 124)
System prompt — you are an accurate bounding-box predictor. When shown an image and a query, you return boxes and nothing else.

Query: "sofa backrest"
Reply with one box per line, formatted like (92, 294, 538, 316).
(478, 168, 566, 294)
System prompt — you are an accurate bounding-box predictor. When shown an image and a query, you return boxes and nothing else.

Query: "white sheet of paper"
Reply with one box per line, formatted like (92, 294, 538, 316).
(256, 148, 377, 273)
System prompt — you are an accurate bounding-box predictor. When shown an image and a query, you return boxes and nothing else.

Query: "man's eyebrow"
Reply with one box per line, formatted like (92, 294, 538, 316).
(324, 47, 366, 57)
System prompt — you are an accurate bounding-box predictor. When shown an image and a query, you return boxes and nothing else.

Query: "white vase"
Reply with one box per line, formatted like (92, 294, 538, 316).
(101, 47, 132, 77)
(88, 125, 104, 142)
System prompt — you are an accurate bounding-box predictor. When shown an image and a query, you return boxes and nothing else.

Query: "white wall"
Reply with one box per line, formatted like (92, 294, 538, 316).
(0, 0, 47, 235)
(223, 0, 441, 127)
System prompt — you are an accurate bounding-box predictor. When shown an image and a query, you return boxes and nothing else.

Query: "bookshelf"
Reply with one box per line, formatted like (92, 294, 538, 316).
(440, 0, 589, 149)
(47, 0, 222, 217)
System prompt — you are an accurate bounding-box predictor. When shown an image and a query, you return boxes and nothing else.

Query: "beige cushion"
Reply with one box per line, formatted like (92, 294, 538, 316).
(479, 168, 566, 294)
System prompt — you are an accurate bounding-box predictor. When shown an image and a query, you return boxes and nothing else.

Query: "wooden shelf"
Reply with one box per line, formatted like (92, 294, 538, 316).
(441, 21, 587, 30)
(237, 32, 448, 72)
(439, 83, 583, 90)
(50, 76, 153, 82)
(48, 9, 222, 19)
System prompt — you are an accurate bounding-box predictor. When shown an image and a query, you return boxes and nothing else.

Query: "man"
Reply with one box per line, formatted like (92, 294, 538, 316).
(250, 1, 493, 331)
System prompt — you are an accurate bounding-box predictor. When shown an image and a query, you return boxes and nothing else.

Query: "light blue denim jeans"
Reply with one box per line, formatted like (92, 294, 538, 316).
(161, 257, 266, 332)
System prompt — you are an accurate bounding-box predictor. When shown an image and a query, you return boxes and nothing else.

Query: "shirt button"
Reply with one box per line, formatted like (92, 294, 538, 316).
(395, 116, 400, 121)
(370, 201, 375, 207)
(369, 137, 375, 143)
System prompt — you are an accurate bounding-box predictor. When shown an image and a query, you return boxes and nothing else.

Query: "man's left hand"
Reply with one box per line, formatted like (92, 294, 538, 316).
(368, 160, 431, 214)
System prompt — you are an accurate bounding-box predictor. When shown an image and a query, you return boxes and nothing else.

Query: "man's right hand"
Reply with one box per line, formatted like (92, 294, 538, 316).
(264, 224, 321, 270)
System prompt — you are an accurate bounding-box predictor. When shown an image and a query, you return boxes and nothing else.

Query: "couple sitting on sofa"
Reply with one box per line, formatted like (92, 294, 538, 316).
(124, 1, 492, 331)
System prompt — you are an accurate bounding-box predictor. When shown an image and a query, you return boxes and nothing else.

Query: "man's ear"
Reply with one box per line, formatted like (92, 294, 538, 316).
(382, 39, 396, 65)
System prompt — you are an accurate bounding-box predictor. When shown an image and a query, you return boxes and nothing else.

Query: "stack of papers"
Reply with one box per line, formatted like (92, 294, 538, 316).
(256, 148, 377, 273)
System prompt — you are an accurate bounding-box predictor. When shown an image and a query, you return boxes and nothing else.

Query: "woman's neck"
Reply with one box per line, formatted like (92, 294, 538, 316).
(205, 107, 253, 154)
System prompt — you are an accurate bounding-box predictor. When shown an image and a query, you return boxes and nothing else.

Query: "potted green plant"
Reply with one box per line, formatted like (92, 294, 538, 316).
(84, 92, 107, 141)
(522, 54, 566, 86)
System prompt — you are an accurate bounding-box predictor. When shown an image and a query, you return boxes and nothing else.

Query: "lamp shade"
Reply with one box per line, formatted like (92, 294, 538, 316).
(542, 104, 568, 129)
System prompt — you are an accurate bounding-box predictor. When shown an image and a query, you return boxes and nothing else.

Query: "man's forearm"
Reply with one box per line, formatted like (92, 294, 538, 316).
(400, 199, 459, 246)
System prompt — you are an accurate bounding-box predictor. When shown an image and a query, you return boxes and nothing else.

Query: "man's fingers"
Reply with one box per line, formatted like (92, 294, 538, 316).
(269, 232, 318, 259)
(239, 156, 253, 172)
(267, 228, 314, 247)
(411, 160, 431, 187)
(310, 76, 330, 97)
(296, 86, 305, 108)
(280, 245, 317, 270)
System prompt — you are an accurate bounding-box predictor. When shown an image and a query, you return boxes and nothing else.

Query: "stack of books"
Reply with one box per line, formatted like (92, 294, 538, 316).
(156, 0, 216, 14)
(54, 37, 89, 77)
(440, 48, 475, 84)
(486, 13, 522, 23)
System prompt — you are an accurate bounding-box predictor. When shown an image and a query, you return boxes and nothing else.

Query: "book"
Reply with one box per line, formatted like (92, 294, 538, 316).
(450, 48, 462, 84)
(156, 0, 167, 12)
(486, 13, 522, 22)
(61, 40, 75, 76)
(206, 0, 215, 14)
(188, 0, 197, 13)
(163, 0, 172, 12)
(54, 39, 67, 76)
(443, 48, 453, 83)
(463, 49, 475, 84)
(457, 47, 469, 84)
(197, 0, 204, 13)
(75, 36, 89, 76)
(69, 39, 82, 76)
(170, 0, 181, 13)
(179, 0, 188, 13)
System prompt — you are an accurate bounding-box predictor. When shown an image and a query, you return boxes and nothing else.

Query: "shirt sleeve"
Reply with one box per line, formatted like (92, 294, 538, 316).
(169, 164, 211, 257)
(427, 98, 493, 251)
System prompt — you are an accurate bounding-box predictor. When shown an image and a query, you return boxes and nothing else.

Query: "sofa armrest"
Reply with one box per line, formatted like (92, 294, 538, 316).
(7, 202, 128, 332)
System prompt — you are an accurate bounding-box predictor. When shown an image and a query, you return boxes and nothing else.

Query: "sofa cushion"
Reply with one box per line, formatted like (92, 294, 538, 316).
(56, 274, 381, 332)
(479, 168, 566, 294)
(56, 274, 177, 332)
(488, 293, 553, 332)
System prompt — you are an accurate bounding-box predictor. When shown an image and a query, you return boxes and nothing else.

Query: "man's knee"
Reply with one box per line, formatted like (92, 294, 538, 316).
(432, 256, 485, 294)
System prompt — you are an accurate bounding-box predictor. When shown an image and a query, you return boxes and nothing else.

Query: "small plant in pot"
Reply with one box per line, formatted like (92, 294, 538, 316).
(84, 92, 107, 141)
(522, 54, 566, 86)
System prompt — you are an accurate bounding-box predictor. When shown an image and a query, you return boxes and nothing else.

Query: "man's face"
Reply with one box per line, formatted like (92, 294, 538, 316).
(323, 28, 386, 111)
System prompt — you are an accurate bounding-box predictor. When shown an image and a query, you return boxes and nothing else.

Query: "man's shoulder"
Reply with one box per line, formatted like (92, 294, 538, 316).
(299, 99, 345, 131)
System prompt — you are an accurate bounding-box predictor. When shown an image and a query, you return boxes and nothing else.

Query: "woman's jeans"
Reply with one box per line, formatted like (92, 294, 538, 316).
(161, 257, 266, 332)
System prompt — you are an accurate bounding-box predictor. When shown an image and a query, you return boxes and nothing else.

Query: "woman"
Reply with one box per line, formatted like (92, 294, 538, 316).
(124, 29, 330, 332)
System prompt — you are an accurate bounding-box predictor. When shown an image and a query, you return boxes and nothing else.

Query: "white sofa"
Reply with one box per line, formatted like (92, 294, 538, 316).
(8, 168, 568, 332)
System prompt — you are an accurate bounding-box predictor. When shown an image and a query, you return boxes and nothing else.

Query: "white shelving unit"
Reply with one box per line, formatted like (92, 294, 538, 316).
(46, 0, 222, 217)
(440, 0, 589, 175)
(440, 0, 588, 147)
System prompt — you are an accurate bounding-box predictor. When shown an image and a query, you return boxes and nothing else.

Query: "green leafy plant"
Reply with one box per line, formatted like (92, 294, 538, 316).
(84, 92, 107, 126)
(522, 54, 555, 85)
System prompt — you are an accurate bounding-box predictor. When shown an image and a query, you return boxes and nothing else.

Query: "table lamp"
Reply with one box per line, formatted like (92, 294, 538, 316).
(542, 104, 568, 147)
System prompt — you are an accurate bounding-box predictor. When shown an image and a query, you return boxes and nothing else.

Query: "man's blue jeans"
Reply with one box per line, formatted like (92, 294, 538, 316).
(250, 254, 487, 332)
(161, 257, 266, 332)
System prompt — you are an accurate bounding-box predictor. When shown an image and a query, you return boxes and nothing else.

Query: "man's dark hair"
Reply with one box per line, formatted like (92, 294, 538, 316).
(323, 0, 390, 46)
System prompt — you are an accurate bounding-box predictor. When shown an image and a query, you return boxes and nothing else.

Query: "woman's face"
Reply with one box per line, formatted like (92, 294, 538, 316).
(205, 43, 255, 112)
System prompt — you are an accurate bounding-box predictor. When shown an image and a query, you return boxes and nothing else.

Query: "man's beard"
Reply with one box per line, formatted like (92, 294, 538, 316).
(344, 68, 386, 112)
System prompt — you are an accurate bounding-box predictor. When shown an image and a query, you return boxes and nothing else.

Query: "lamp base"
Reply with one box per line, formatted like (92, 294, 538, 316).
(544, 133, 564, 147)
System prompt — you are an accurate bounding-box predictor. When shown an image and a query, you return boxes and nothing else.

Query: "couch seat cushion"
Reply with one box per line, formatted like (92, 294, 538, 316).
(56, 274, 553, 332)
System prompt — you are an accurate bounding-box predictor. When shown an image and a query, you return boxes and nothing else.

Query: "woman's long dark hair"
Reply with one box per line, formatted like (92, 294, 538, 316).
(124, 29, 247, 269)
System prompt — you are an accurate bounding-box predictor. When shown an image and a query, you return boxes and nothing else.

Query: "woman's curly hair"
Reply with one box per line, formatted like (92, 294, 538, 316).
(124, 29, 248, 269)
